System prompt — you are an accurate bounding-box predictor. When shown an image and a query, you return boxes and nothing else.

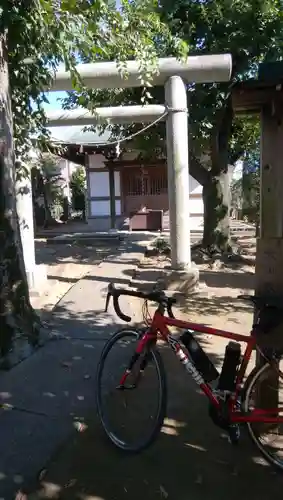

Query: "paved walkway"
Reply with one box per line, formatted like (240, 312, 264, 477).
(0, 236, 149, 499)
(1, 232, 282, 500)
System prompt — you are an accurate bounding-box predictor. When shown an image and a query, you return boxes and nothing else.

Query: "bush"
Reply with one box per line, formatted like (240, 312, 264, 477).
(32, 154, 65, 227)
(70, 167, 86, 213)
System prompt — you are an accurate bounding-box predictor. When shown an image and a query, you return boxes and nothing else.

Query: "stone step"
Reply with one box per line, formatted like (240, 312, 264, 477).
(42, 233, 124, 245)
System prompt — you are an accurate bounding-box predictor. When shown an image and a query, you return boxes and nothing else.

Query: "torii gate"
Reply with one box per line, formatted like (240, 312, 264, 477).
(48, 55, 232, 268)
(18, 54, 232, 293)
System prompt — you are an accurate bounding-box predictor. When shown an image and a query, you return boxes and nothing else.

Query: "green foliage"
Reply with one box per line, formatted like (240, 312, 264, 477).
(38, 153, 64, 204)
(1, 0, 174, 162)
(62, 0, 282, 183)
(2, 0, 281, 246)
(152, 237, 171, 254)
(31, 153, 65, 226)
(65, 2, 281, 150)
(162, 0, 283, 177)
(70, 166, 86, 212)
(0, 0, 176, 361)
(61, 0, 283, 248)
(231, 149, 260, 225)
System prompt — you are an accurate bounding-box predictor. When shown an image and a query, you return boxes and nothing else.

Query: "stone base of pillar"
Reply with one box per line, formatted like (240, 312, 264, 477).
(27, 264, 48, 297)
(161, 264, 199, 295)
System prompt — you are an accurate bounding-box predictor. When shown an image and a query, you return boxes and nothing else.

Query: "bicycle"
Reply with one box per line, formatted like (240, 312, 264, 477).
(96, 282, 283, 471)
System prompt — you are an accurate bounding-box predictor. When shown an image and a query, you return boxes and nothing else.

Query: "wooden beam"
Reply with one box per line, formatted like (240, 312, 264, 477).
(232, 87, 283, 113)
(105, 159, 166, 168)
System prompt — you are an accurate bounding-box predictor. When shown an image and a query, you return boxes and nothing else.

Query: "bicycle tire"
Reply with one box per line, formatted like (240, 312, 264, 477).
(242, 358, 283, 471)
(95, 327, 167, 453)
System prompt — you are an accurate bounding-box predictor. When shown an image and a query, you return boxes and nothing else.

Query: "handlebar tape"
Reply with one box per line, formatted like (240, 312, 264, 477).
(105, 282, 176, 323)
(113, 293, 131, 323)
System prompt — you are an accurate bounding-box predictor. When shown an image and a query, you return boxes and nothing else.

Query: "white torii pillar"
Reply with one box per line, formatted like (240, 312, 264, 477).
(16, 160, 47, 296)
(47, 54, 232, 270)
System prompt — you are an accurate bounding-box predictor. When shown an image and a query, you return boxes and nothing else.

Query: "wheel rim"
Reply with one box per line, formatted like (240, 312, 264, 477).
(96, 330, 164, 450)
(243, 360, 283, 469)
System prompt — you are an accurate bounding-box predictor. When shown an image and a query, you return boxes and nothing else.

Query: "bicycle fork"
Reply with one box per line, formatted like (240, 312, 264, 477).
(117, 331, 154, 390)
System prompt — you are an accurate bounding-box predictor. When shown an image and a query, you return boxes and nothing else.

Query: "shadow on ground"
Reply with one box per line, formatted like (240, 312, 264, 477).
(6, 232, 277, 500)
(176, 294, 254, 324)
(17, 300, 282, 500)
(35, 240, 120, 267)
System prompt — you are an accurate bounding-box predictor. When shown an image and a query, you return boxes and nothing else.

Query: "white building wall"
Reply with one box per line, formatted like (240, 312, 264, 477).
(89, 155, 107, 218)
(58, 158, 81, 199)
(89, 171, 109, 197)
(189, 175, 202, 194)
(114, 171, 121, 197)
(88, 154, 105, 169)
(188, 175, 203, 229)
(85, 154, 247, 231)
(115, 200, 122, 216)
(189, 197, 203, 214)
(86, 154, 205, 228)
(90, 200, 110, 216)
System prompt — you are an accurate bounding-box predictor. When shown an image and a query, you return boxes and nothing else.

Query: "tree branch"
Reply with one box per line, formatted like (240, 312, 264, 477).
(229, 149, 244, 166)
(189, 152, 211, 186)
(211, 94, 234, 175)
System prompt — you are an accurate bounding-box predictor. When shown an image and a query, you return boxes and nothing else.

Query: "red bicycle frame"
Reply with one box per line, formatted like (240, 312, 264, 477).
(126, 309, 283, 425)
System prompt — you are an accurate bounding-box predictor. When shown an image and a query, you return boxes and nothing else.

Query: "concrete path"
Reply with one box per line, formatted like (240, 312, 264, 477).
(22, 228, 283, 500)
(0, 228, 275, 500)
(0, 236, 149, 499)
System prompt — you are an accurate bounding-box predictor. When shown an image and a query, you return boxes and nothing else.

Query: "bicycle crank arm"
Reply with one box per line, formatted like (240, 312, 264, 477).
(116, 383, 138, 390)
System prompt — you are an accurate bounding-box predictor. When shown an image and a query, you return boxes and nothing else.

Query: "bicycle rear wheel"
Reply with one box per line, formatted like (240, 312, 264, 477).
(242, 356, 283, 470)
(96, 328, 167, 452)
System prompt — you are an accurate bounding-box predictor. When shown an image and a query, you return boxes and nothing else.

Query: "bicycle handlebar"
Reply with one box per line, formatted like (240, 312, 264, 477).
(105, 282, 177, 323)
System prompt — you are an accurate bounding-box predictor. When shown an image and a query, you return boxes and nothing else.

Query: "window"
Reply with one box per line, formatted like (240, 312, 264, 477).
(124, 167, 167, 196)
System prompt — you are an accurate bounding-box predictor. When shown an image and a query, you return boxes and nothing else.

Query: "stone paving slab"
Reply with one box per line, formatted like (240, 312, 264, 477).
(0, 340, 103, 418)
(0, 236, 150, 499)
(0, 409, 70, 498)
(25, 346, 282, 500)
(0, 338, 104, 498)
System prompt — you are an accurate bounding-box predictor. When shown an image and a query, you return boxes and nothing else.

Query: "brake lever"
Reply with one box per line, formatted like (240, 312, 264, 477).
(105, 282, 115, 312)
(167, 297, 177, 318)
(105, 291, 111, 313)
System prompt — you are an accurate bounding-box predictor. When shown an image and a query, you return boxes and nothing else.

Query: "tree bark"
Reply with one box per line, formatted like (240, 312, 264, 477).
(202, 172, 231, 252)
(201, 96, 233, 253)
(0, 33, 40, 365)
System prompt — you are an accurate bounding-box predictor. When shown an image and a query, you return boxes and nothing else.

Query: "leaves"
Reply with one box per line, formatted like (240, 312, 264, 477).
(1, 0, 172, 164)
(160, 0, 283, 162)
(4, 0, 282, 248)
(231, 149, 260, 223)
(70, 166, 86, 211)
(66, 0, 283, 170)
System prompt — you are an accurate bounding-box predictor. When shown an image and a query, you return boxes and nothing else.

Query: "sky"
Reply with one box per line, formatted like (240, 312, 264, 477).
(43, 90, 67, 111)
(43, 0, 122, 112)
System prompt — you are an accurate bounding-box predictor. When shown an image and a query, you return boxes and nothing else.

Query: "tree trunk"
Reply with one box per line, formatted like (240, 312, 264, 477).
(42, 185, 54, 228)
(255, 219, 260, 237)
(202, 171, 231, 252)
(0, 33, 40, 366)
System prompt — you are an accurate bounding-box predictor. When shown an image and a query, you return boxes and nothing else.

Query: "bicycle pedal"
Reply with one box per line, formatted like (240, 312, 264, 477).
(228, 425, 240, 445)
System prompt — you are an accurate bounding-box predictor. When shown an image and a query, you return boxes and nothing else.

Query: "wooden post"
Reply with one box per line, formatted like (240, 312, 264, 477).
(256, 102, 283, 296)
(109, 166, 116, 229)
(255, 101, 283, 419)
(85, 154, 90, 223)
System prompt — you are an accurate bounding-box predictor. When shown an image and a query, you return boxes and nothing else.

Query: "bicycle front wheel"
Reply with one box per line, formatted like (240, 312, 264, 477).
(242, 357, 283, 470)
(96, 328, 167, 452)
